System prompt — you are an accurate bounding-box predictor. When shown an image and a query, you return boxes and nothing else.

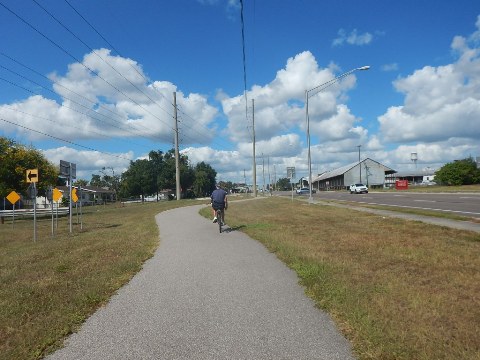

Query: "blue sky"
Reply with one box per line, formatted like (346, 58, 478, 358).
(1, 0, 480, 184)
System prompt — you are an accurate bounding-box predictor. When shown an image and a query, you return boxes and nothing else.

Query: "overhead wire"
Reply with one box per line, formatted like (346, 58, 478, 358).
(0, 118, 132, 161)
(0, 99, 156, 152)
(0, 68, 156, 142)
(0, 1, 175, 135)
(31, 0, 176, 127)
(0, 52, 132, 128)
(1, 1, 236, 157)
(63, 0, 232, 151)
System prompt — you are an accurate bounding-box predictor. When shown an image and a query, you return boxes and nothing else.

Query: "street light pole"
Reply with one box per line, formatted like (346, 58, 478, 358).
(305, 89, 312, 203)
(305, 66, 370, 203)
(357, 145, 362, 183)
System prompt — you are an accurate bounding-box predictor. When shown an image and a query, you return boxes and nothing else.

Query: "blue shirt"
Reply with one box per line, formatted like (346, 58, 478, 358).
(211, 188, 227, 205)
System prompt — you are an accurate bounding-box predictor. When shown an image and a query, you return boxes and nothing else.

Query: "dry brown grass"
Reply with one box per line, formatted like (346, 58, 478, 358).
(0, 200, 200, 360)
(224, 197, 480, 360)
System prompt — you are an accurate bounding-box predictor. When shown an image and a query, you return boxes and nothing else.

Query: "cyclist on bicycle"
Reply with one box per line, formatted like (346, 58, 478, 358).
(211, 184, 228, 225)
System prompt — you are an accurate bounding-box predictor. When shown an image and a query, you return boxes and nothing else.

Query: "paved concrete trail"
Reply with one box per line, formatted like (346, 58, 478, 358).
(47, 204, 354, 360)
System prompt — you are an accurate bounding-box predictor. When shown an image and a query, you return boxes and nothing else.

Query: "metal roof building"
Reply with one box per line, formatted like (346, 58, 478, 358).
(311, 158, 396, 190)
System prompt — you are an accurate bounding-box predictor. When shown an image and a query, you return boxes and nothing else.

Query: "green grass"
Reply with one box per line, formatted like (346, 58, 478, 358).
(336, 201, 477, 222)
(206, 197, 480, 360)
(3, 196, 480, 359)
(0, 200, 200, 360)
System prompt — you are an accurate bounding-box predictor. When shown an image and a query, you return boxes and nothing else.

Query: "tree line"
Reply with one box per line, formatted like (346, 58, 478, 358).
(1, 136, 479, 206)
(113, 149, 218, 200)
(0, 137, 218, 206)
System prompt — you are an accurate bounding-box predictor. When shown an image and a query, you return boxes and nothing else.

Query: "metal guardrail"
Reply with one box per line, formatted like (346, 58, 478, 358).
(0, 207, 69, 219)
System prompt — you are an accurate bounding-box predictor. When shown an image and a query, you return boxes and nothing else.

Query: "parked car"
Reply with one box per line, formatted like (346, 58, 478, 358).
(420, 180, 437, 186)
(296, 187, 316, 195)
(349, 183, 368, 194)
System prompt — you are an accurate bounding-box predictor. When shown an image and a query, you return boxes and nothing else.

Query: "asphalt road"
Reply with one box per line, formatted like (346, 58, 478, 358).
(275, 190, 480, 232)
(46, 204, 354, 360)
(288, 190, 480, 218)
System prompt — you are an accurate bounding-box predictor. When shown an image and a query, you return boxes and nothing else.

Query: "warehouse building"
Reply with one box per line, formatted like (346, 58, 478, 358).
(311, 158, 396, 191)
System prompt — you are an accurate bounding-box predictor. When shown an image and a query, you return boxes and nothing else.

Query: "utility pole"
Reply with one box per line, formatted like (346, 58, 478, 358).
(273, 164, 276, 191)
(252, 99, 257, 197)
(268, 156, 271, 195)
(262, 153, 265, 194)
(174, 92, 181, 201)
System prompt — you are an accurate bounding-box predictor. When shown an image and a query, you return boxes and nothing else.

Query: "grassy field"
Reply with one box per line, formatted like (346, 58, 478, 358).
(2, 196, 479, 359)
(0, 200, 200, 360)
(207, 197, 480, 360)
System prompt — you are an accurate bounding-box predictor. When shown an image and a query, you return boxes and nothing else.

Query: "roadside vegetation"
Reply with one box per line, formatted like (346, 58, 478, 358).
(2, 195, 479, 360)
(205, 197, 480, 360)
(0, 200, 200, 360)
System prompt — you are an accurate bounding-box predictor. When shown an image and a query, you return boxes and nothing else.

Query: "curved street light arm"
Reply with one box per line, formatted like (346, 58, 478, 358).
(307, 66, 370, 99)
(305, 65, 370, 203)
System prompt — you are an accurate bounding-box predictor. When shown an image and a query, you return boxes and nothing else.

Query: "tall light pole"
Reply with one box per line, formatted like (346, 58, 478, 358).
(357, 145, 362, 183)
(305, 66, 370, 203)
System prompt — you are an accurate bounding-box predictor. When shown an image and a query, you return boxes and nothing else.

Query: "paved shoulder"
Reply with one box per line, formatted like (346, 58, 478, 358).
(47, 205, 354, 360)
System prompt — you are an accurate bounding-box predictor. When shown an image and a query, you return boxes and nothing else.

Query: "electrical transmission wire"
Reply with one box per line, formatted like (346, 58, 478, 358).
(0, 71, 155, 142)
(0, 1, 175, 135)
(0, 52, 164, 142)
(31, 0, 176, 129)
(62, 0, 216, 144)
(1, 1, 236, 158)
(62, 0, 237, 153)
(0, 118, 132, 161)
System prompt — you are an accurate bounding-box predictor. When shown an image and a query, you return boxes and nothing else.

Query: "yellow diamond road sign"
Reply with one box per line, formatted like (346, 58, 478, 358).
(53, 188, 62, 202)
(71, 188, 78, 203)
(26, 169, 39, 183)
(7, 191, 21, 205)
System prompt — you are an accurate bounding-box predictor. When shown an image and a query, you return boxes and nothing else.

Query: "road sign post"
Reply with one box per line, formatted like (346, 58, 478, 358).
(26, 182, 38, 242)
(53, 188, 62, 231)
(6, 191, 21, 228)
(287, 167, 295, 201)
(61, 160, 76, 234)
(47, 186, 54, 237)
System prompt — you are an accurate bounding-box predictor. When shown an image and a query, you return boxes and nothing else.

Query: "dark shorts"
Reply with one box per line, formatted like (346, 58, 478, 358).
(212, 202, 225, 211)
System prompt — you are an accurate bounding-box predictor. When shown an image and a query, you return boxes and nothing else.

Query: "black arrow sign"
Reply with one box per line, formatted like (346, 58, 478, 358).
(28, 171, 38, 181)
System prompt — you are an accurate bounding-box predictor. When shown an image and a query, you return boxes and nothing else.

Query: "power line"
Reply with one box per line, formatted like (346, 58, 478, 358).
(42, 0, 230, 151)
(0, 118, 133, 161)
(0, 1, 175, 133)
(62, 0, 189, 127)
(0, 53, 169, 142)
(31, 0, 176, 124)
(0, 72, 153, 141)
(1, 1, 233, 156)
(1, 104, 155, 152)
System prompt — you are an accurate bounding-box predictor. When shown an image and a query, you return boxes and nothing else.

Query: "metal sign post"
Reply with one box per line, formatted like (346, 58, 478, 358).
(27, 183, 37, 242)
(6, 191, 20, 228)
(26, 170, 38, 242)
(287, 167, 295, 201)
(61, 160, 76, 234)
(46, 186, 54, 237)
(79, 187, 83, 230)
(33, 183, 36, 242)
(69, 167, 73, 234)
(52, 187, 62, 231)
